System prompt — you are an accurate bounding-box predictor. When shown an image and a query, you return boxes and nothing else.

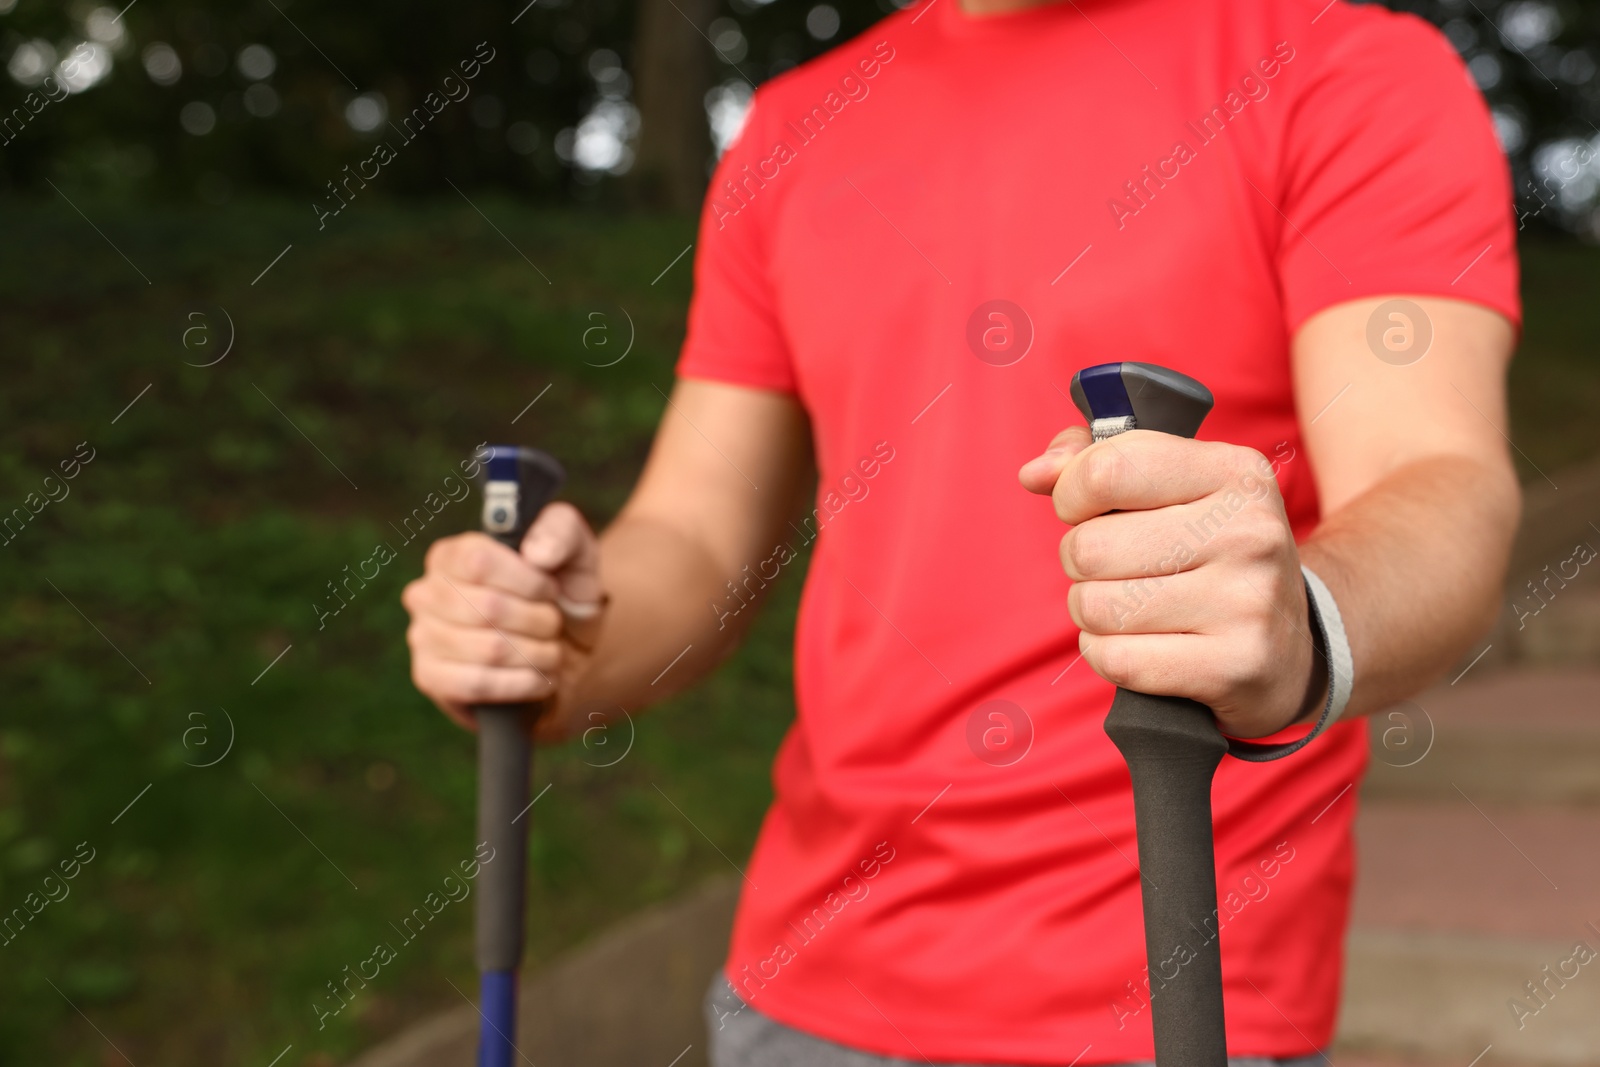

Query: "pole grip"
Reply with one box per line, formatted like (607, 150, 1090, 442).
(467, 445, 564, 1067)
(1104, 689, 1229, 1067)
(474, 705, 532, 972)
(1067, 363, 1226, 1065)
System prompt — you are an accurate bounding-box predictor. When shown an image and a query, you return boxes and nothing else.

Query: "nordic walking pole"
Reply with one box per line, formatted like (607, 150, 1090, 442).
(472, 446, 565, 1067)
(1067, 363, 1228, 1067)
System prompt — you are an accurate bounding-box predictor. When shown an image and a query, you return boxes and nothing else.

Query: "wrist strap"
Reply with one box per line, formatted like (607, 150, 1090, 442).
(1225, 564, 1353, 762)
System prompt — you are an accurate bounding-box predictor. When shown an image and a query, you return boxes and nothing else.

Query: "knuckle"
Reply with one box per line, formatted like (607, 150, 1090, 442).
(405, 620, 427, 652)
(1079, 447, 1124, 504)
(529, 603, 563, 638)
(1074, 583, 1113, 632)
(1230, 444, 1267, 473)
(1096, 641, 1134, 687)
(462, 545, 496, 584)
(544, 500, 582, 531)
(1223, 512, 1281, 561)
(465, 668, 498, 703)
(1228, 627, 1275, 685)
(476, 590, 508, 627)
(1063, 527, 1102, 578)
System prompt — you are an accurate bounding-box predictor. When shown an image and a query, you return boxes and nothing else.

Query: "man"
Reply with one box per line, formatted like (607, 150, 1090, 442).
(402, 0, 1521, 1061)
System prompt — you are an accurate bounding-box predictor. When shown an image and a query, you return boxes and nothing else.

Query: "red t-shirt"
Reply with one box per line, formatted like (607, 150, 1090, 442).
(677, 0, 1519, 1061)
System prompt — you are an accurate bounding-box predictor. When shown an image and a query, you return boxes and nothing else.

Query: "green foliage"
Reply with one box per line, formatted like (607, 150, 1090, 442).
(10, 0, 1594, 230)
(0, 0, 902, 201)
(0, 198, 798, 1065)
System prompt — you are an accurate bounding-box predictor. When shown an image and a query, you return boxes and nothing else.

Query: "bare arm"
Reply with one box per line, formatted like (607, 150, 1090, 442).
(1291, 295, 1519, 717)
(563, 379, 813, 716)
(403, 378, 813, 740)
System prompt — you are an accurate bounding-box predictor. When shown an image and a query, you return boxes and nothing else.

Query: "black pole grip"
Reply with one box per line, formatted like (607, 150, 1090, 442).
(1068, 363, 1226, 1066)
(470, 447, 565, 976)
(475, 706, 532, 971)
(1104, 691, 1229, 1067)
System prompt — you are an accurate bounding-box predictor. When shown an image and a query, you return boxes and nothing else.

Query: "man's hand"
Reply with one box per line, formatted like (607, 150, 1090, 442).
(1019, 426, 1323, 739)
(402, 503, 604, 743)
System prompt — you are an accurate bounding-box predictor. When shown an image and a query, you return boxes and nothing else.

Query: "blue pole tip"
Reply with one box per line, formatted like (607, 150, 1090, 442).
(476, 970, 519, 1067)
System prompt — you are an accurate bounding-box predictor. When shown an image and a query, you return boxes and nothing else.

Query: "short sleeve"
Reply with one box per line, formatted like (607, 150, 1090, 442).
(675, 94, 799, 394)
(1276, 9, 1521, 333)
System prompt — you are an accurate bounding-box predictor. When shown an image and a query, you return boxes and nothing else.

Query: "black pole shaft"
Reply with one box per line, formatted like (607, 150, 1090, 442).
(474, 704, 532, 972)
(1104, 688, 1229, 1067)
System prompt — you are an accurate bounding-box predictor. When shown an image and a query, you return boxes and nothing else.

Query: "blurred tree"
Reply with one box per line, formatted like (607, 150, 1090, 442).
(1, 0, 1598, 238)
(630, 0, 718, 211)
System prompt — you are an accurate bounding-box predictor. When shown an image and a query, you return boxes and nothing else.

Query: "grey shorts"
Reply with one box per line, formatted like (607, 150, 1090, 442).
(705, 974, 1327, 1067)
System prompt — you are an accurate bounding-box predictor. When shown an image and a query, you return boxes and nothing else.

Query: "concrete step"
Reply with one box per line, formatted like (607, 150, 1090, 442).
(1339, 929, 1600, 1067)
(1363, 670, 1600, 806)
(345, 876, 738, 1067)
(1340, 796, 1600, 1066)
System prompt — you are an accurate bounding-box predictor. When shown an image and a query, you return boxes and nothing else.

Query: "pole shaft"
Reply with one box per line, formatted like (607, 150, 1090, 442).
(1104, 687, 1229, 1067)
(474, 705, 532, 973)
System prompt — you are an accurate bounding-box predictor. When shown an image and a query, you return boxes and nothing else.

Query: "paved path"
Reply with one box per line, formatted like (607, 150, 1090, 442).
(1338, 669, 1600, 1067)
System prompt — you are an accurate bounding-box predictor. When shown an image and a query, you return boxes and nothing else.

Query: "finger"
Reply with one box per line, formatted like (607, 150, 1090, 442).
(1078, 631, 1232, 707)
(403, 577, 562, 636)
(427, 533, 548, 600)
(1018, 425, 1092, 494)
(407, 616, 565, 672)
(1052, 434, 1268, 526)
(1068, 570, 1245, 636)
(1060, 490, 1282, 582)
(522, 503, 606, 646)
(522, 503, 602, 601)
(410, 658, 557, 707)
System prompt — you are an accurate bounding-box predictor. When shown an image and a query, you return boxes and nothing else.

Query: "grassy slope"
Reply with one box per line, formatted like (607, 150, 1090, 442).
(0, 198, 794, 1067)
(0, 201, 1593, 1066)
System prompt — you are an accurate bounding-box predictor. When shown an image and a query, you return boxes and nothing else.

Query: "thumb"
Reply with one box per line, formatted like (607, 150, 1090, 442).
(520, 503, 605, 643)
(1018, 425, 1093, 495)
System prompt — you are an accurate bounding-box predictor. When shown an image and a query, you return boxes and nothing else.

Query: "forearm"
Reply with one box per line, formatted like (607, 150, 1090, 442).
(552, 513, 775, 718)
(1299, 452, 1520, 719)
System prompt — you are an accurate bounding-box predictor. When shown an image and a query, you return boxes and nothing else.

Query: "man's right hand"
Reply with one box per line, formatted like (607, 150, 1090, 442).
(402, 502, 604, 739)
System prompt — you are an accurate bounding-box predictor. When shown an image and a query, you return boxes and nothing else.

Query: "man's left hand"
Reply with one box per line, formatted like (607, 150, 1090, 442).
(1019, 426, 1324, 738)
